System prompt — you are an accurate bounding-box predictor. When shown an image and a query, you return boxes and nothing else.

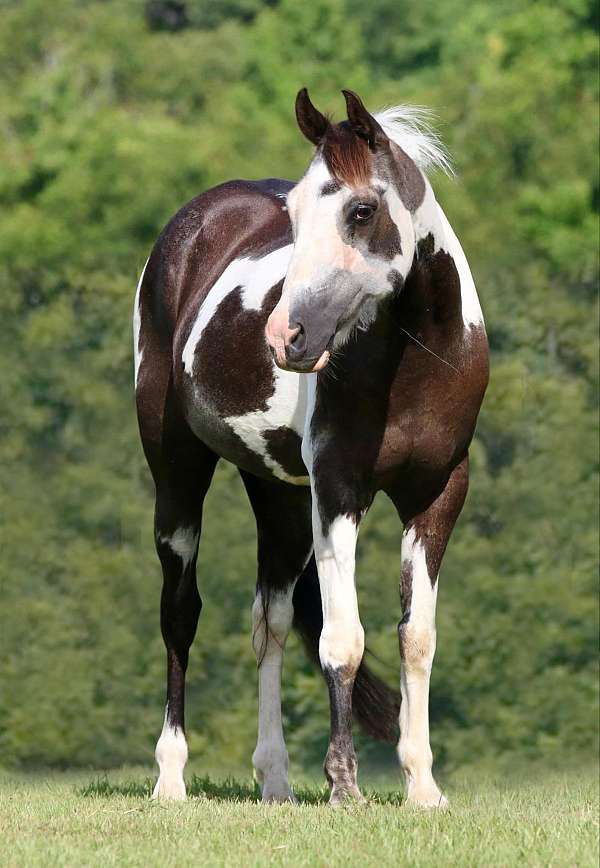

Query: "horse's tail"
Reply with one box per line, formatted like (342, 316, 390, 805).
(292, 555, 400, 744)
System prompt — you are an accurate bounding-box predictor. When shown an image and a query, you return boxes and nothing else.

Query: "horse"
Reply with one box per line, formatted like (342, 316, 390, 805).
(134, 88, 489, 808)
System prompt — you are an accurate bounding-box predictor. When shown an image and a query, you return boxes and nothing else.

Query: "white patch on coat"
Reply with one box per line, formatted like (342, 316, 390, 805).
(225, 368, 308, 486)
(251, 586, 299, 803)
(397, 526, 447, 808)
(312, 511, 364, 672)
(412, 181, 446, 250)
(156, 527, 199, 570)
(181, 244, 293, 374)
(152, 708, 188, 800)
(133, 259, 148, 388)
(437, 206, 484, 329)
(411, 180, 483, 330)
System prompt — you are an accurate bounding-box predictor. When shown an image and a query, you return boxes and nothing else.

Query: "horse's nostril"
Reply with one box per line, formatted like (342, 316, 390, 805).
(289, 323, 304, 345)
(286, 323, 307, 361)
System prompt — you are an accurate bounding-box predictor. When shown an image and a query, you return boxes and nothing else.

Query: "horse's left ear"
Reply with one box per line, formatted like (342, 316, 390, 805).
(342, 89, 388, 151)
(295, 88, 330, 146)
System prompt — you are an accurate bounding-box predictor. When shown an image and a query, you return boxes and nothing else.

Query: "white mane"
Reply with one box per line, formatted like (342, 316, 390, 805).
(373, 105, 453, 176)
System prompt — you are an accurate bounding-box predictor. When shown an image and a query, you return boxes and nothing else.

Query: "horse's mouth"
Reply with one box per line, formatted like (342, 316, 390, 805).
(271, 347, 330, 374)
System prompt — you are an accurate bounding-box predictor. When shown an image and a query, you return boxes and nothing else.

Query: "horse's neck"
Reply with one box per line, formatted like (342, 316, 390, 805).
(412, 178, 446, 253)
(410, 178, 484, 331)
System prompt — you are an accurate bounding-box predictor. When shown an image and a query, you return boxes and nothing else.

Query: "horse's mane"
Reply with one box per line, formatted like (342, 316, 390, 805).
(373, 105, 453, 176)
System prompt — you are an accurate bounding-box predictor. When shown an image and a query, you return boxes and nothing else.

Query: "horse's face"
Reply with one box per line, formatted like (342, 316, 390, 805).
(266, 89, 419, 373)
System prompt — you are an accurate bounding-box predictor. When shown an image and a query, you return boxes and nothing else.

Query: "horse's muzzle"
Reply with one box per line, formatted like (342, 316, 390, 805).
(265, 307, 330, 373)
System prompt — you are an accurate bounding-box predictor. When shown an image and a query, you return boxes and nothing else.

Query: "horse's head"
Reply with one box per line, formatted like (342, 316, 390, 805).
(266, 88, 431, 373)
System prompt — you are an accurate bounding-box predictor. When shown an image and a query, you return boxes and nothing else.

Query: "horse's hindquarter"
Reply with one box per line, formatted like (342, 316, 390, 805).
(139, 178, 310, 484)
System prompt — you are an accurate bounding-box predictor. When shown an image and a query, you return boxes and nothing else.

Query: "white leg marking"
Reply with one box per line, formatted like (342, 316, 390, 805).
(152, 708, 188, 800)
(181, 244, 293, 374)
(398, 527, 447, 809)
(252, 588, 297, 803)
(312, 511, 364, 673)
(133, 258, 149, 388)
(156, 527, 199, 570)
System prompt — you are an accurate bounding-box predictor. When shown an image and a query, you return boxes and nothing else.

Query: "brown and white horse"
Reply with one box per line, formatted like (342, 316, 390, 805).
(134, 89, 488, 807)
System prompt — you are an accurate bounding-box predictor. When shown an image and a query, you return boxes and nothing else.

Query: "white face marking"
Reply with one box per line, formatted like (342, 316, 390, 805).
(286, 160, 414, 293)
(252, 587, 299, 802)
(312, 511, 364, 672)
(182, 244, 293, 375)
(278, 158, 417, 356)
(156, 527, 199, 569)
(152, 708, 188, 800)
(397, 526, 446, 808)
(133, 258, 149, 388)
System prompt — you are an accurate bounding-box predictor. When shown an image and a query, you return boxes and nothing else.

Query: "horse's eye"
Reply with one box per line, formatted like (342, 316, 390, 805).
(352, 203, 376, 223)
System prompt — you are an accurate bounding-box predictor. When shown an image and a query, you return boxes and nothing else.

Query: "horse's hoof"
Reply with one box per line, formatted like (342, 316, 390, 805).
(261, 783, 298, 804)
(152, 776, 187, 800)
(329, 786, 367, 807)
(406, 788, 448, 810)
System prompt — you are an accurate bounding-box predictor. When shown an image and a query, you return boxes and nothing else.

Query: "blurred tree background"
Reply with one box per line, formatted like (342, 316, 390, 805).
(0, 0, 597, 776)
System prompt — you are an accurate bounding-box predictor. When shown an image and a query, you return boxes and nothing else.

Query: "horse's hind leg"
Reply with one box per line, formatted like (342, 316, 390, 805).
(240, 471, 313, 803)
(388, 456, 469, 809)
(151, 442, 218, 800)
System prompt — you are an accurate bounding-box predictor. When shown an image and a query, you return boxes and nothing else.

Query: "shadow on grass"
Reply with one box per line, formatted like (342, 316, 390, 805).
(78, 774, 404, 806)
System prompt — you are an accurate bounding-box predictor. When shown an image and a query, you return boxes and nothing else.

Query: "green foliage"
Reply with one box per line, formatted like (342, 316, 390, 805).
(0, 0, 597, 776)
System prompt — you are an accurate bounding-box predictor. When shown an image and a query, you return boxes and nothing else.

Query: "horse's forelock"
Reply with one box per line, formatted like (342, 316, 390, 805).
(321, 123, 372, 188)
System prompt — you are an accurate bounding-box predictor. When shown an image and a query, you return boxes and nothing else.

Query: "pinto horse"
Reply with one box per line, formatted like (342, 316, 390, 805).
(134, 89, 488, 807)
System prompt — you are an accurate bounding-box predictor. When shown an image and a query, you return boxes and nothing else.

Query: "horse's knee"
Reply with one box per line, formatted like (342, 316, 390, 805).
(319, 619, 365, 673)
(252, 590, 294, 658)
(398, 620, 436, 671)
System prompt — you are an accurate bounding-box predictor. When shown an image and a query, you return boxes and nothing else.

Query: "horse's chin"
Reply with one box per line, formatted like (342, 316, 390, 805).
(274, 349, 330, 374)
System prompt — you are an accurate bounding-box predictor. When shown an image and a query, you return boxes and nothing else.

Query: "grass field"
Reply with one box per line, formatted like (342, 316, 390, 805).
(0, 766, 597, 867)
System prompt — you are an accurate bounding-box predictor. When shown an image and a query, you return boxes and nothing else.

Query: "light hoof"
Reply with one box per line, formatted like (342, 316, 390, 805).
(262, 786, 297, 805)
(329, 785, 367, 807)
(406, 787, 448, 810)
(260, 778, 297, 804)
(152, 776, 187, 801)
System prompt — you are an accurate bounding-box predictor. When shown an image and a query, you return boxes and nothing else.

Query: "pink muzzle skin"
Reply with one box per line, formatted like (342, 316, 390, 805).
(265, 303, 330, 373)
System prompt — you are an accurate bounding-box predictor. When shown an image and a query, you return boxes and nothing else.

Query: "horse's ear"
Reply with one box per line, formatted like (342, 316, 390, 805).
(342, 89, 388, 151)
(295, 88, 330, 146)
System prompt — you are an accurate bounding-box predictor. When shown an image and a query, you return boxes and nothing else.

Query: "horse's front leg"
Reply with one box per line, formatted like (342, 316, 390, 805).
(309, 478, 366, 806)
(389, 456, 469, 808)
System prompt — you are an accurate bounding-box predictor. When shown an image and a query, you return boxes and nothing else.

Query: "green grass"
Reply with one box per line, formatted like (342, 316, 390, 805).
(0, 766, 597, 867)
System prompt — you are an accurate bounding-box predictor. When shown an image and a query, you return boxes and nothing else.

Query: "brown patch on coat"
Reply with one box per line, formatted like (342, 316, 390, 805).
(263, 427, 307, 478)
(368, 201, 402, 260)
(195, 285, 278, 417)
(380, 142, 426, 212)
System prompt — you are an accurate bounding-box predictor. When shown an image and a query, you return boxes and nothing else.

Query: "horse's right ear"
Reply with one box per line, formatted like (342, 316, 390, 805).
(295, 88, 329, 146)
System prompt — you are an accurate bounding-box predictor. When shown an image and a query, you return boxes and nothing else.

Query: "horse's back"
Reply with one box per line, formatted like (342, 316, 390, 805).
(141, 178, 293, 340)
